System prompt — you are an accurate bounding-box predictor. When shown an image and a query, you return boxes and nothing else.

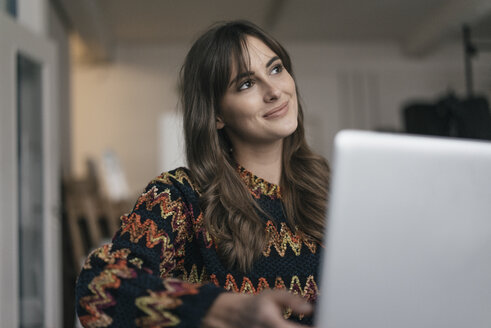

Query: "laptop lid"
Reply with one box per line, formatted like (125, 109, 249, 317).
(316, 130, 491, 328)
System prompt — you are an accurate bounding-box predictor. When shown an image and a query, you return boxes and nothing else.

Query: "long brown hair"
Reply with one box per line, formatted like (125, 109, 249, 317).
(180, 20, 329, 272)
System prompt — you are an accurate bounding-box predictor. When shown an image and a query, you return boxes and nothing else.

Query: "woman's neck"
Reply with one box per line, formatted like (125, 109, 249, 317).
(232, 141, 283, 185)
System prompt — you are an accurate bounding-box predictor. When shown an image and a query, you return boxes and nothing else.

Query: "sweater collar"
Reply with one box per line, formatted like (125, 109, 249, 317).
(236, 164, 282, 199)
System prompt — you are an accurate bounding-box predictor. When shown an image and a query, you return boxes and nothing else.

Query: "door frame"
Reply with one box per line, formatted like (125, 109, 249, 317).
(0, 11, 61, 327)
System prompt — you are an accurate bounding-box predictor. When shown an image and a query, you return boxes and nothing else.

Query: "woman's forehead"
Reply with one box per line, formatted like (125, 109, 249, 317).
(245, 36, 276, 58)
(229, 36, 277, 74)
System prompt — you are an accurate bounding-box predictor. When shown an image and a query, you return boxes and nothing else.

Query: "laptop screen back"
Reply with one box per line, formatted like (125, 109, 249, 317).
(316, 130, 491, 328)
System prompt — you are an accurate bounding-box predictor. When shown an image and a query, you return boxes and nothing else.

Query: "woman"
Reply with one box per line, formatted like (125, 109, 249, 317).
(76, 20, 329, 328)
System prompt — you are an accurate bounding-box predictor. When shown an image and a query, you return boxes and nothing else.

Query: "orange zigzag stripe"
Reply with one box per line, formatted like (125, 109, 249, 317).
(191, 212, 214, 248)
(152, 169, 201, 195)
(135, 187, 183, 221)
(82, 244, 131, 270)
(134, 186, 214, 250)
(120, 212, 177, 277)
(237, 168, 281, 199)
(213, 274, 319, 302)
(121, 212, 170, 248)
(134, 187, 194, 246)
(79, 260, 136, 328)
(263, 221, 318, 257)
(210, 274, 317, 321)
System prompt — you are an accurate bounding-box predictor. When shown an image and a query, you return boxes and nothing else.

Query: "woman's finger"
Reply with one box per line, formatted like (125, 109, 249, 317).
(263, 290, 313, 315)
(265, 308, 313, 328)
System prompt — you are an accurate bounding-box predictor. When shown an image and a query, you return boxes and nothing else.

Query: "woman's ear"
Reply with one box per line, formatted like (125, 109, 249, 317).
(216, 116, 225, 129)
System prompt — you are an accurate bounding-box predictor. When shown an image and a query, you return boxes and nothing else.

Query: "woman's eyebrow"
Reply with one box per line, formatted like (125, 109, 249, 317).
(265, 56, 280, 68)
(229, 71, 254, 87)
(228, 56, 281, 87)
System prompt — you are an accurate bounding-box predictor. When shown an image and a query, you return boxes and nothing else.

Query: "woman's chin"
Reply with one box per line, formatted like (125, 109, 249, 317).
(279, 120, 298, 137)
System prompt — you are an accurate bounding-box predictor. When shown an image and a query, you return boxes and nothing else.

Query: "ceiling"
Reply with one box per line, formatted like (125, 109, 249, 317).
(58, 0, 491, 61)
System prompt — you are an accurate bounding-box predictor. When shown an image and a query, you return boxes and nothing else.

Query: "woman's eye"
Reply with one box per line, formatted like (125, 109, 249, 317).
(271, 63, 283, 74)
(238, 80, 253, 91)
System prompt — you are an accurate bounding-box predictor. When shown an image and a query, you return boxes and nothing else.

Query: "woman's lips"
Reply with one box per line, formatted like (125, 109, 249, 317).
(263, 101, 288, 119)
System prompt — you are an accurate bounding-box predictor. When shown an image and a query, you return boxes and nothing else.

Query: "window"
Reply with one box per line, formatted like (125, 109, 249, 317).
(17, 53, 44, 328)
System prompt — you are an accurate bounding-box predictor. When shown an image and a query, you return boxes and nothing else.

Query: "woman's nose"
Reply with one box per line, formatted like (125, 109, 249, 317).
(263, 81, 281, 103)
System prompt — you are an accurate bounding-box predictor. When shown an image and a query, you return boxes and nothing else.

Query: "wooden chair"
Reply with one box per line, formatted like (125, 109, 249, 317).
(63, 162, 132, 271)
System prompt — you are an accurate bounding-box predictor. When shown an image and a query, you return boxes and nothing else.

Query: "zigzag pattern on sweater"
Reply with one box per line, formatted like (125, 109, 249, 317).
(134, 187, 194, 247)
(177, 263, 208, 284)
(210, 273, 318, 320)
(135, 186, 214, 250)
(120, 212, 177, 276)
(135, 290, 181, 327)
(79, 260, 137, 328)
(76, 166, 322, 327)
(237, 165, 281, 199)
(152, 168, 201, 195)
(135, 279, 200, 327)
(263, 221, 318, 257)
(121, 212, 171, 248)
(191, 212, 214, 248)
(210, 274, 317, 300)
(82, 244, 131, 270)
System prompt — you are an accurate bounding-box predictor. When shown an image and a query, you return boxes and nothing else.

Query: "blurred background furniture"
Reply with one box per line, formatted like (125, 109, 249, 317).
(62, 159, 133, 326)
(404, 94, 491, 140)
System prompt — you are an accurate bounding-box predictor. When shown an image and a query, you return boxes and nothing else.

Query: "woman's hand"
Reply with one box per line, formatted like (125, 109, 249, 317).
(202, 290, 313, 328)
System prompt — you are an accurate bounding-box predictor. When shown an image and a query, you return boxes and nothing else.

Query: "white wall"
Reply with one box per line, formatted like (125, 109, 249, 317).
(72, 41, 491, 194)
(18, 0, 48, 36)
(287, 41, 491, 159)
(72, 44, 188, 195)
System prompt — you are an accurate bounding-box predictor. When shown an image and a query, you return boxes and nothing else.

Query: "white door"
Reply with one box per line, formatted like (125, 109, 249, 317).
(0, 11, 61, 328)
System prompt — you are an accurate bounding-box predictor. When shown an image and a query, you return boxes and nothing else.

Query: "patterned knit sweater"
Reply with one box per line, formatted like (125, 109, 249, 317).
(75, 166, 322, 327)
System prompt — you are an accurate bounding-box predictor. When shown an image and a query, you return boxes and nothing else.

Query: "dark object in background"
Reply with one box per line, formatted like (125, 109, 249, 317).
(454, 97, 491, 140)
(403, 94, 491, 141)
(403, 103, 452, 137)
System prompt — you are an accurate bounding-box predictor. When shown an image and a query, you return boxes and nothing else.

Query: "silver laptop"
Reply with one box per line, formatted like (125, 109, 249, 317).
(316, 130, 491, 328)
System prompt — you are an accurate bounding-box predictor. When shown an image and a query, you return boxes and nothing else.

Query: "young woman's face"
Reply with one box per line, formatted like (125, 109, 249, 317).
(218, 36, 298, 149)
